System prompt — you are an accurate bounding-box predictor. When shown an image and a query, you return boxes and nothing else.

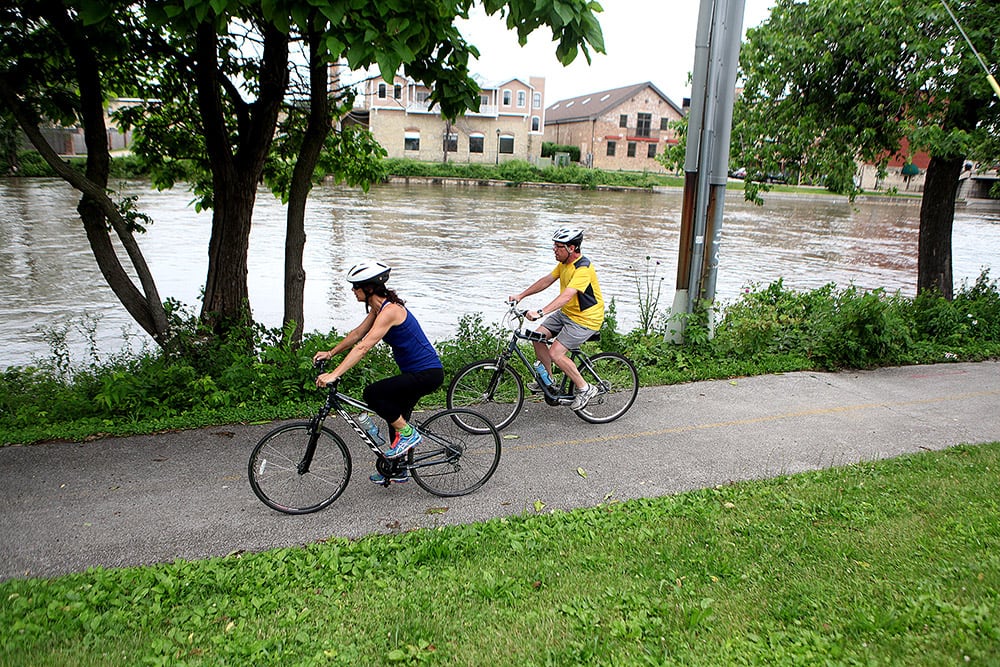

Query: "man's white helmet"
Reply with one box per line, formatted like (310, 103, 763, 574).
(345, 260, 391, 286)
(552, 227, 584, 246)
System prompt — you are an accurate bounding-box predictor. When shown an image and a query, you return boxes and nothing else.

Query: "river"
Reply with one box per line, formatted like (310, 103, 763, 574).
(1, 178, 997, 369)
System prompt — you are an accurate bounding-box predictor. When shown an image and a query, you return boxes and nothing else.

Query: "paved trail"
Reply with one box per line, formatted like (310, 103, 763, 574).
(2, 361, 998, 581)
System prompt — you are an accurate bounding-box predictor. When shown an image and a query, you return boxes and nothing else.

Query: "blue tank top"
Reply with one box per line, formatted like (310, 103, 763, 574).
(381, 304, 443, 373)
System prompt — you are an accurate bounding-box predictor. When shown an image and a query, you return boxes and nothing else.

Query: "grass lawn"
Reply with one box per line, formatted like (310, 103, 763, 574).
(2, 442, 998, 666)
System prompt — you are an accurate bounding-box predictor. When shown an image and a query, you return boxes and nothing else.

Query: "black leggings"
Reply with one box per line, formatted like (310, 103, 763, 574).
(363, 368, 444, 438)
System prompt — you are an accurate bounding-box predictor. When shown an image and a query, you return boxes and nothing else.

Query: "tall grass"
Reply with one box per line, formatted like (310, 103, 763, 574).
(1, 272, 998, 445)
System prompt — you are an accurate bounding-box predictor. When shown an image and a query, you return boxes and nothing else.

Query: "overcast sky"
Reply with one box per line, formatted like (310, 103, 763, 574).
(456, 1, 775, 106)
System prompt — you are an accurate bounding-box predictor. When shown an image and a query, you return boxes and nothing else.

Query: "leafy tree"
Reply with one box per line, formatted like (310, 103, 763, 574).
(734, 0, 1000, 299)
(0, 1, 172, 345)
(654, 115, 687, 174)
(1, 0, 605, 347)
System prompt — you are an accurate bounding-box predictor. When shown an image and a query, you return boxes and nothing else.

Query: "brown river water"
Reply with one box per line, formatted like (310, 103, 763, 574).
(1, 178, 997, 368)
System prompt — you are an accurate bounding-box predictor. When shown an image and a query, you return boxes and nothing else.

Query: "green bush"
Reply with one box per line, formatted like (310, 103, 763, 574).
(541, 142, 581, 162)
(11, 150, 57, 176)
(8, 151, 148, 178)
(380, 158, 681, 189)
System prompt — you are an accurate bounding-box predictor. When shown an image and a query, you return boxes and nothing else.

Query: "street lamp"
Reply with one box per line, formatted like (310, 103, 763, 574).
(495, 128, 501, 165)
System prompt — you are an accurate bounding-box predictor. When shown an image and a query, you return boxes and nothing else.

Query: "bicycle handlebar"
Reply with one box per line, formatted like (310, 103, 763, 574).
(312, 358, 341, 392)
(504, 299, 531, 319)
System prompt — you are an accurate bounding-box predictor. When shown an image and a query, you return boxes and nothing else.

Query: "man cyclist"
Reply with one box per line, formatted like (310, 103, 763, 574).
(509, 227, 604, 411)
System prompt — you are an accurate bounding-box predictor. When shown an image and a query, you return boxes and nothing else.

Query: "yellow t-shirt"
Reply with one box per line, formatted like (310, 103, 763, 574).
(551, 256, 604, 330)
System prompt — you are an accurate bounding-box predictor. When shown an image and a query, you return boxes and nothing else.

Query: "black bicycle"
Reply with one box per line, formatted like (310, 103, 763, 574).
(446, 302, 639, 433)
(248, 366, 502, 515)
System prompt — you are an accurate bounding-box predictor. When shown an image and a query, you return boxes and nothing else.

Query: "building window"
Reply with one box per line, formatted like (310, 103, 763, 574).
(627, 142, 637, 157)
(499, 135, 514, 154)
(479, 94, 490, 110)
(393, 84, 402, 99)
(416, 91, 430, 104)
(647, 143, 657, 158)
(606, 141, 616, 156)
(532, 92, 541, 109)
(378, 83, 387, 99)
(636, 113, 652, 138)
(503, 89, 512, 106)
(469, 134, 484, 153)
(619, 114, 628, 128)
(531, 116, 540, 131)
(660, 117, 670, 130)
(404, 131, 420, 151)
(517, 90, 526, 107)
(443, 132, 458, 152)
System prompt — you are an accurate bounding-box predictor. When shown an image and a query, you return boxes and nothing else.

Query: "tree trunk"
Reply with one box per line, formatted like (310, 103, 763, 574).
(0, 6, 170, 346)
(917, 155, 962, 299)
(194, 21, 288, 334)
(202, 180, 256, 328)
(284, 28, 332, 345)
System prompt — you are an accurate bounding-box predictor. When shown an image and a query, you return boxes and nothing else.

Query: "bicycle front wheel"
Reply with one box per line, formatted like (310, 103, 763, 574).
(248, 423, 352, 514)
(570, 352, 639, 424)
(410, 408, 501, 497)
(446, 360, 524, 432)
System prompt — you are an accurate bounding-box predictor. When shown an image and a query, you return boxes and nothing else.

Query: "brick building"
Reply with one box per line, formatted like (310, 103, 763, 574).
(353, 72, 546, 164)
(543, 82, 685, 171)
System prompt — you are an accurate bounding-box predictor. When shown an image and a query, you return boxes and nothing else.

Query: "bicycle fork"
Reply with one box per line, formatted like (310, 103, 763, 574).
(298, 414, 324, 475)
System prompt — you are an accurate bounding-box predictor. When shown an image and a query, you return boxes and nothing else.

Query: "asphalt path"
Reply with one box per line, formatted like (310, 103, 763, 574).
(2, 361, 998, 581)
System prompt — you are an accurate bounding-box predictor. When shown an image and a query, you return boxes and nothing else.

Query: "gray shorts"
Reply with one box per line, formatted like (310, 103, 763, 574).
(539, 311, 598, 350)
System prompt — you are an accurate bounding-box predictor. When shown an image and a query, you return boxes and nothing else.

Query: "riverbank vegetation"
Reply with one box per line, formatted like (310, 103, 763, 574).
(7, 149, 684, 191)
(2, 272, 997, 446)
(2, 441, 998, 664)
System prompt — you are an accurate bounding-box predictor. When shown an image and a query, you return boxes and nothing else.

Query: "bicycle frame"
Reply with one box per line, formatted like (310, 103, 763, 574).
(492, 306, 602, 406)
(300, 382, 458, 476)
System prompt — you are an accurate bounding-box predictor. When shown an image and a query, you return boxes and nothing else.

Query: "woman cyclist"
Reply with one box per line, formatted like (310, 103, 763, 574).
(313, 260, 444, 484)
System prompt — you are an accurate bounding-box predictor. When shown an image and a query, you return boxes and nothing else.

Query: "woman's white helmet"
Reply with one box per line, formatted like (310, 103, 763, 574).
(345, 259, 391, 286)
(552, 227, 584, 247)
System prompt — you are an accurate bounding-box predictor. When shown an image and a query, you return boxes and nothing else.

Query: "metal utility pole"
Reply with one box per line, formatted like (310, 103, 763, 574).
(669, 0, 746, 343)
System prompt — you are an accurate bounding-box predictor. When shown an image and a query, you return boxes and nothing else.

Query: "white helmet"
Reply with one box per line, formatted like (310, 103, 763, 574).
(345, 259, 391, 286)
(552, 227, 584, 246)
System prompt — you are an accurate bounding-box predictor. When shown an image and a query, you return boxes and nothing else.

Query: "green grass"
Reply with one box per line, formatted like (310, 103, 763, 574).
(2, 442, 998, 665)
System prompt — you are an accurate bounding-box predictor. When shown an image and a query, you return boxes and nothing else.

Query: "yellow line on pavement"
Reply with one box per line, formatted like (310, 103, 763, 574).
(504, 389, 1000, 452)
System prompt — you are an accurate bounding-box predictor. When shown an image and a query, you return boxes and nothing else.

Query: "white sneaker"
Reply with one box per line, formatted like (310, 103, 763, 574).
(569, 384, 599, 410)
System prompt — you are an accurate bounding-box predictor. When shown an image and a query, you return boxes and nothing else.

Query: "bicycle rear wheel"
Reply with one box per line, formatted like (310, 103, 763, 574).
(446, 360, 524, 432)
(248, 423, 352, 514)
(410, 408, 501, 497)
(568, 352, 639, 424)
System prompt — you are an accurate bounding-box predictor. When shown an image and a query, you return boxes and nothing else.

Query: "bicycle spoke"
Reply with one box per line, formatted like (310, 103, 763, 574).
(409, 408, 501, 496)
(248, 423, 352, 514)
(574, 352, 639, 424)
(447, 360, 524, 432)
